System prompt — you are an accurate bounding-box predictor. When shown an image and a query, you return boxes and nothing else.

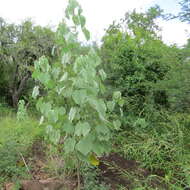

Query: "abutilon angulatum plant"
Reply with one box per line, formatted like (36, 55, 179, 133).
(32, 0, 123, 189)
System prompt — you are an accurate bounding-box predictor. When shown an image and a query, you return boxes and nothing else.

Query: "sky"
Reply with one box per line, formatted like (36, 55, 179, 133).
(0, 0, 189, 46)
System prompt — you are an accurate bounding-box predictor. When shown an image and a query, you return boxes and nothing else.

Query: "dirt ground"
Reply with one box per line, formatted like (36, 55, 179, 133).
(4, 141, 168, 190)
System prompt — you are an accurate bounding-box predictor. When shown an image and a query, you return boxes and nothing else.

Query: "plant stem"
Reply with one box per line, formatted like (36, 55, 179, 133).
(19, 152, 34, 179)
(77, 158, 81, 190)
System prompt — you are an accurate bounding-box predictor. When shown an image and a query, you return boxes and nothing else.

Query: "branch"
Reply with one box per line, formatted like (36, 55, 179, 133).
(17, 71, 31, 96)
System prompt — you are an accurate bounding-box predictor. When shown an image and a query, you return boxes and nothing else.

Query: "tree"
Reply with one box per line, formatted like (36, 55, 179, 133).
(32, 1, 122, 189)
(0, 19, 55, 107)
(178, 0, 190, 23)
(101, 7, 179, 114)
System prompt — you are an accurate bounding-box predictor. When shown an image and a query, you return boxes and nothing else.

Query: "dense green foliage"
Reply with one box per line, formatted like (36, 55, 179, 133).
(101, 7, 182, 115)
(1, 0, 190, 189)
(0, 18, 55, 107)
(32, 1, 122, 180)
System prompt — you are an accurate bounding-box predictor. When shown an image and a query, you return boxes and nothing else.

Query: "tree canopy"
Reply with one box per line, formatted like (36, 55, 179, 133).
(0, 18, 55, 107)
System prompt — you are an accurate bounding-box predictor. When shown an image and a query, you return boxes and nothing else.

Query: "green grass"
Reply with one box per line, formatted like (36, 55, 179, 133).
(114, 112, 190, 189)
(1, 105, 190, 190)
(0, 112, 43, 185)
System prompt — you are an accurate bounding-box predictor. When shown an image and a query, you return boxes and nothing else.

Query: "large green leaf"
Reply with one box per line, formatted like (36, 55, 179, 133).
(46, 125, 60, 145)
(40, 102, 52, 117)
(68, 107, 77, 122)
(79, 15, 86, 27)
(113, 91, 121, 100)
(62, 122, 75, 134)
(64, 137, 76, 154)
(82, 28, 90, 41)
(91, 141, 108, 156)
(37, 56, 50, 72)
(95, 125, 109, 135)
(88, 98, 107, 121)
(76, 135, 93, 155)
(48, 110, 58, 123)
(107, 101, 115, 112)
(38, 73, 51, 84)
(72, 90, 87, 105)
(75, 122, 91, 136)
(72, 15, 80, 25)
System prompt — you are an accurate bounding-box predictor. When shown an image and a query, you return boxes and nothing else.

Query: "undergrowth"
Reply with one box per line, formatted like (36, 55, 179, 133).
(114, 112, 190, 189)
(0, 114, 43, 186)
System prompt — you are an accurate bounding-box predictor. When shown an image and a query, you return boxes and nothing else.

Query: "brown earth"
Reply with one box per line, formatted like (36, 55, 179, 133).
(4, 141, 167, 190)
(4, 139, 77, 190)
(99, 153, 168, 190)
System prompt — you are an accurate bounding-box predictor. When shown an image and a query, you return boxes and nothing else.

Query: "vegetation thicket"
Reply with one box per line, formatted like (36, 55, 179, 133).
(1, 0, 190, 189)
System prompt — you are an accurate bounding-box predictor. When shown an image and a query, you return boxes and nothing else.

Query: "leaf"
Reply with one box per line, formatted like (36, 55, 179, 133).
(52, 67, 60, 80)
(39, 116, 44, 125)
(89, 154, 100, 166)
(89, 98, 107, 121)
(56, 86, 65, 95)
(73, 56, 85, 73)
(99, 69, 107, 80)
(75, 122, 91, 136)
(69, 0, 78, 10)
(38, 56, 50, 72)
(92, 141, 108, 156)
(50, 129, 60, 145)
(38, 73, 51, 84)
(59, 72, 68, 82)
(113, 91, 121, 100)
(76, 135, 93, 155)
(107, 101, 115, 112)
(88, 49, 101, 67)
(113, 120, 121, 130)
(62, 53, 71, 65)
(40, 102, 51, 116)
(64, 137, 76, 154)
(46, 125, 53, 134)
(51, 46, 56, 56)
(118, 99, 125, 107)
(68, 107, 77, 122)
(63, 122, 75, 134)
(17, 160, 25, 167)
(95, 125, 109, 135)
(79, 15, 86, 27)
(72, 15, 80, 25)
(134, 118, 148, 128)
(48, 110, 58, 123)
(58, 107, 66, 115)
(82, 28, 90, 40)
(46, 125, 60, 144)
(32, 86, 39, 99)
(72, 90, 87, 105)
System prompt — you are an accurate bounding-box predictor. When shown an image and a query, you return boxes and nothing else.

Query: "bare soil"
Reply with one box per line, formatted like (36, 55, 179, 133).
(4, 141, 168, 190)
(99, 153, 168, 190)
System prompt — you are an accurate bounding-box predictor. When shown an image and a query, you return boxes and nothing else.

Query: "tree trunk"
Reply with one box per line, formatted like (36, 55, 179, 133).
(12, 92, 19, 109)
(11, 72, 30, 108)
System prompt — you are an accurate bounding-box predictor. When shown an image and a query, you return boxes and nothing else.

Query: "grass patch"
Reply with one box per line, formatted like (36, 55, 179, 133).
(0, 115, 43, 185)
(113, 112, 190, 189)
